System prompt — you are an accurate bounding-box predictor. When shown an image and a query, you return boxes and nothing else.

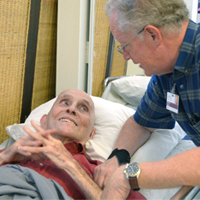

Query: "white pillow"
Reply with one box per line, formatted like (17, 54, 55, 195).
(86, 96, 135, 162)
(6, 95, 186, 163)
(102, 76, 151, 108)
(6, 98, 57, 141)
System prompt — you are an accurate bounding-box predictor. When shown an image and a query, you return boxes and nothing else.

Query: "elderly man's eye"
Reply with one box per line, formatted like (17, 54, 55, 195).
(62, 100, 68, 105)
(81, 106, 88, 111)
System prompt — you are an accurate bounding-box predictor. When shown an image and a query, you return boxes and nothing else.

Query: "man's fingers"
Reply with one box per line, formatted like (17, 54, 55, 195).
(23, 124, 56, 142)
(30, 120, 57, 136)
(19, 136, 43, 147)
(94, 165, 107, 188)
(17, 145, 32, 157)
(94, 157, 119, 188)
(30, 120, 43, 132)
(20, 145, 42, 153)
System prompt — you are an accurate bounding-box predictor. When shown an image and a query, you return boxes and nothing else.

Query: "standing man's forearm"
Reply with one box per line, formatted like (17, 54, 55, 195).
(101, 147, 200, 199)
(114, 116, 152, 156)
(94, 116, 152, 188)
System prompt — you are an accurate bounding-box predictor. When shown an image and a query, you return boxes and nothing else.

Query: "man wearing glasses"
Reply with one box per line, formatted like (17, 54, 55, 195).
(116, 27, 145, 54)
(94, 0, 200, 199)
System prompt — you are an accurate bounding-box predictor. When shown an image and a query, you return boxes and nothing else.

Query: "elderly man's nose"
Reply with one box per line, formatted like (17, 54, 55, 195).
(67, 108, 76, 115)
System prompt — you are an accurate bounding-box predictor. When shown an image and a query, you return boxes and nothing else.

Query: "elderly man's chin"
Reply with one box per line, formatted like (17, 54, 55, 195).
(53, 122, 77, 135)
(53, 127, 75, 141)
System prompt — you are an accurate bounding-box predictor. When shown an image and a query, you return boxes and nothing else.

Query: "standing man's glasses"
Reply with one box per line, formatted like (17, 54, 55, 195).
(117, 28, 144, 54)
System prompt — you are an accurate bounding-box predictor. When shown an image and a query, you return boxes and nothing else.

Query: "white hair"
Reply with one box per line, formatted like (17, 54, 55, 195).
(106, 0, 189, 34)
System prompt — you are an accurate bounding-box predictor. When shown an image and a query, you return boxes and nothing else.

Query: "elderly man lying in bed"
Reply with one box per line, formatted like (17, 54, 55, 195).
(0, 89, 145, 200)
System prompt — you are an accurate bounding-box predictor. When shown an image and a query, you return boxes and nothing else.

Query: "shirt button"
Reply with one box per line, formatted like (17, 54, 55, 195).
(39, 163, 43, 166)
(180, 84, 184, 89)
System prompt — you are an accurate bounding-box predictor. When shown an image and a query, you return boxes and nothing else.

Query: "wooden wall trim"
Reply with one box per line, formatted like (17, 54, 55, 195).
(20, 0, 41, 123)
(105, 32, 114, 78)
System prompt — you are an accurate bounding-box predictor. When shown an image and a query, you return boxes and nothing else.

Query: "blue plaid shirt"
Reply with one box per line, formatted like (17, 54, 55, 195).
(134, 20, 200, 146)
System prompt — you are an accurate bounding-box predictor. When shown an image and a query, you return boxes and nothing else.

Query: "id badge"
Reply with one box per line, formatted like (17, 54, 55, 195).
(166, 92, 179, 113)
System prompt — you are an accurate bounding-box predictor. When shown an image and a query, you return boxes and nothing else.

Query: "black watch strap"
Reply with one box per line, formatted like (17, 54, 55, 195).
(107, 148, 130, 165)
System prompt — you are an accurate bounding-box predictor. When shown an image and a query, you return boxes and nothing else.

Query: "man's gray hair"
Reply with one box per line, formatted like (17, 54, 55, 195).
(106, 0, 189, 34)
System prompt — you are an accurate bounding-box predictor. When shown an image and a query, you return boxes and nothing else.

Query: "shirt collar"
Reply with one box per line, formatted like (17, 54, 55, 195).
(174, 20, 199, 73)
(64, 140, 85, 155)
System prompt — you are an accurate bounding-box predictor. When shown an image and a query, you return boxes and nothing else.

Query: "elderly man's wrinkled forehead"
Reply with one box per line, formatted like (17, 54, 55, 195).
(54, 89, 95, 115)
(59, 89, 93, 104)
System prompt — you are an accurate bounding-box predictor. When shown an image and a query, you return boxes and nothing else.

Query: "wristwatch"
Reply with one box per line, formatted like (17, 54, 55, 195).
(123, 162, 141, 191)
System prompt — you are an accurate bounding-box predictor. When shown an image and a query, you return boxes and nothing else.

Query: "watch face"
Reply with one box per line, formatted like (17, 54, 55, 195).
(125, 163, 140, 177)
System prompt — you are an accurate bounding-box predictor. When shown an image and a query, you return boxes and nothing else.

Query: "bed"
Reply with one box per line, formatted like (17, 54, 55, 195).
(1, 75, 198, 199)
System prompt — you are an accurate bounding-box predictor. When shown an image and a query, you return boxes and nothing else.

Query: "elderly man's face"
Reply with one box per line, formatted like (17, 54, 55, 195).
(41, 89, 95, 145)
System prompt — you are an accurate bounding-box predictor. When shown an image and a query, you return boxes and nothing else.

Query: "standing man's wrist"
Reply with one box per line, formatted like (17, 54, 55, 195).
(107, 148, 131, 165)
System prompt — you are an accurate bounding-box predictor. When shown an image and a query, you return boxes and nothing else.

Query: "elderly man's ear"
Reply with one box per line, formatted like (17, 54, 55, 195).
(89, 128, 96, 140)
(40, 114, 48, 129)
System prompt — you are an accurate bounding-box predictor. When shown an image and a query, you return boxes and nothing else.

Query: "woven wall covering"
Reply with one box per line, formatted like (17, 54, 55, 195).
(0, 0, 30, 143)
(0, 0, 57, 144)
(92, 0, 126, 97)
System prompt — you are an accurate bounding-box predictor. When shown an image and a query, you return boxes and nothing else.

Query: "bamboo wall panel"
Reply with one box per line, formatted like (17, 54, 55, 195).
(0, 0, 57, 144)
(111, 43, 126, 77)
(0, 1, 30, 143)
(92, 0, 126, 97)
(31, 0, 57, 110)
(92, 0, 110, 97)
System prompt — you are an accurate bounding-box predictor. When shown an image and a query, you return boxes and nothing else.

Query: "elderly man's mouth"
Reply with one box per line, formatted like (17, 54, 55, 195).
(59, 118, 77, 126)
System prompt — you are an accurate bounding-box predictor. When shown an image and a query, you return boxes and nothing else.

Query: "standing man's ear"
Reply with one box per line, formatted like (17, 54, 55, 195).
(40, 114, 48, 129)
(144, 25, 162, 46)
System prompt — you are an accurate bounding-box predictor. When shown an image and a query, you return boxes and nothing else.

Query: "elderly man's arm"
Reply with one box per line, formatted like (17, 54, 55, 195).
(94, 116, 152, 188)
(21, 121, 104, 199)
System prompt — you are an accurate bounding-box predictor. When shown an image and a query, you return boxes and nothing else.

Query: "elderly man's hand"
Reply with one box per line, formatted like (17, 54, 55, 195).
(100, 164, 131, 199)
(94, 156, 119, 188)
(0, 126, 54, 165)
(20, 121, 76, 170)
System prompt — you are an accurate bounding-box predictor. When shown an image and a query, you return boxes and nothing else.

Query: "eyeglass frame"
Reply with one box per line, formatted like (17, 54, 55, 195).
(117, 27, 145, 54)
